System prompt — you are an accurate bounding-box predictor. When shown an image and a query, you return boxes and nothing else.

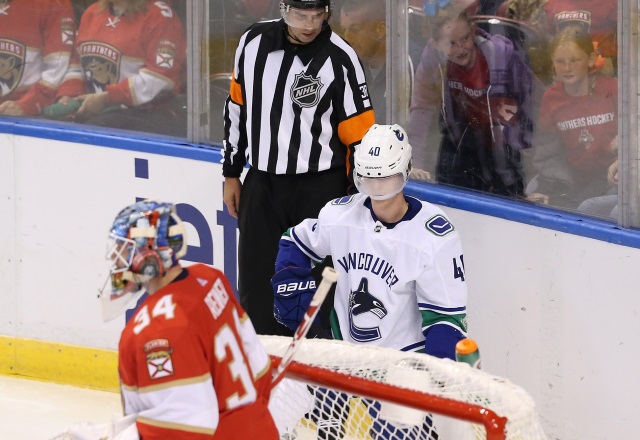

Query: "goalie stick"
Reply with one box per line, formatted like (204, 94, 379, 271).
(271, 266, 338, 387)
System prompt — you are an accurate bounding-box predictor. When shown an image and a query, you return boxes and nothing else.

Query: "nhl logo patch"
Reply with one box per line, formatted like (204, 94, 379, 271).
(425, 215, 454, 236)
(291, 72, 323, 108)
(144, 338, 174, 379)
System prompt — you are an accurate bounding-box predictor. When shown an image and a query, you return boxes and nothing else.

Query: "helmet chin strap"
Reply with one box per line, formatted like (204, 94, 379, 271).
(286, 26, 306, 44)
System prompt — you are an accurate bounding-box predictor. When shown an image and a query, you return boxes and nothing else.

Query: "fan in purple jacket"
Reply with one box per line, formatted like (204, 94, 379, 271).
(408, 8, 541, 197)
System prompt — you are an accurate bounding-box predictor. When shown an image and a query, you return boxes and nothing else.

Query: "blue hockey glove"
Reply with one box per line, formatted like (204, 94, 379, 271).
(272, 266, 316, 331)
(424, 324, 464, 361)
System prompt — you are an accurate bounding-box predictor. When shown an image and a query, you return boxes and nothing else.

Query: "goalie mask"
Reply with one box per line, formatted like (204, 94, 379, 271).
(98, 200, 187, 321)
(280, 0, 332, 30)
(354, 124, 413, 201)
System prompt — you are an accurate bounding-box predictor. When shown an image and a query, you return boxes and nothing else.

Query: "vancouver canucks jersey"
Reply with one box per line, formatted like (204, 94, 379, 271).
(284, 193, 468, 353)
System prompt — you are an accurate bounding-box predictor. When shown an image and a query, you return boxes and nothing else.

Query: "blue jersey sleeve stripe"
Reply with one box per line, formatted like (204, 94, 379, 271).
(291, 227, 323, 262)
(418, 303, 466, 313)
(400, 341, 425, 352)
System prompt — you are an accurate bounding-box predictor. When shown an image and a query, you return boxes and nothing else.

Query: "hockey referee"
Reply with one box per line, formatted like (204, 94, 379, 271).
(223, 0, 375, 336)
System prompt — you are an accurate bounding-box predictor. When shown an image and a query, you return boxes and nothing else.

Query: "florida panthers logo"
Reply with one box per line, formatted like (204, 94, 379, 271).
(80, 42, 121, 93)
(144, 339, 174, 379)
(578, 129, 594, 150)
(348, 277, 387, 342)
(156, 40, 177, 69)
(0, 39, 25, 98)
(291, 72, 323, 108)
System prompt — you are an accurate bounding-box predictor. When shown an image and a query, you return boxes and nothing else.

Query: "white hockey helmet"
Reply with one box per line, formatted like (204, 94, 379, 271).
(98, 200, 187, 321)
(354, 124, 412, 200)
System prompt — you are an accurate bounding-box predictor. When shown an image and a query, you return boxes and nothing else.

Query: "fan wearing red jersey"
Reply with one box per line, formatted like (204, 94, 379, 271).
(98, 200, 278, 440)
(0, 0, 76, 116)
(527, 28, 617, 210)
(56, 0, 186, 136)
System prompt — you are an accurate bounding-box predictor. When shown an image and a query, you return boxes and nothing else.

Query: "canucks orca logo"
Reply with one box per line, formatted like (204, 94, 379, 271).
(291, 72, 323, 108)
(393, 129, 404, 141)
(348, 277, 387, 342)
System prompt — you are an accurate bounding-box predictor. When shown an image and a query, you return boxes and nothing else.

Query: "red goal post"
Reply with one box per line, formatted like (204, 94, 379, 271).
(261, 335, 547, 440)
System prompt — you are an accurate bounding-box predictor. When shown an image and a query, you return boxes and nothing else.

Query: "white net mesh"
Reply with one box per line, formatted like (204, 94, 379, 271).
(261, 336, 547, 440)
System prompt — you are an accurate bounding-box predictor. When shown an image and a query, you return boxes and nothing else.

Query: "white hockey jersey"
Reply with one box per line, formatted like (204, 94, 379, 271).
(284, 193, 468, 352)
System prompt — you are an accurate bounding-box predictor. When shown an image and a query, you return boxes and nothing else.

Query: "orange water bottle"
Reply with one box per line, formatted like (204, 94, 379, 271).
(455, 338, 481, 369)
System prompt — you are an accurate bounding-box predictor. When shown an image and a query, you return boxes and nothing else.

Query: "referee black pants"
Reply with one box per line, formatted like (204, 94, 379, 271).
(237, 167, 349, 336)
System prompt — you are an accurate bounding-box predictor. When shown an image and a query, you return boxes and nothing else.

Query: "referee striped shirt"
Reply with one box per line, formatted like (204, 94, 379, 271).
(223, 19, 375, 178)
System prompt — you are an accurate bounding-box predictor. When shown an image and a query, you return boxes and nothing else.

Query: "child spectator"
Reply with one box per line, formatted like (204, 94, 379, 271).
(542, 0, 617, 75)
(408, 7, 538, 196)
(527, 27, 617, 209)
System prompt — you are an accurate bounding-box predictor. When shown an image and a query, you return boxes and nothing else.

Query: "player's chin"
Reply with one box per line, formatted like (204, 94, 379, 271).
(297, 30, 318, 41)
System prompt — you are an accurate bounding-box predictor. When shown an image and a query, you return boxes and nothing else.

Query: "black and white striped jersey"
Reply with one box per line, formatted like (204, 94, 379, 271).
(223, 19, 375, 178)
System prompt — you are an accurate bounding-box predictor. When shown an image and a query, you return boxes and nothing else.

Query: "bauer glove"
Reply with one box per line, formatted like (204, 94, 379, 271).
(272, 266, 316, 331)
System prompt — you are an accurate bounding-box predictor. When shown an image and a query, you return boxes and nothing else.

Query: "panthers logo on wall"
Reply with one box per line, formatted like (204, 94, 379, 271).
(0, 38, 25, 98)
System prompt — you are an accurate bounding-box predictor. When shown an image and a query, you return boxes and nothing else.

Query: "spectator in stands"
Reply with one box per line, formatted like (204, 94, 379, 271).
(339, 0, 425, 129)
(408, 6, 538, 197)
(542, 0, 617, 76)
(57, 0, 186, 136)
(497, 0, 548, 28)
(0, 0, 76, 117)
(499, 0, 617, 77)
(339, 0, 387, 123)
(527, 27, 617, 209)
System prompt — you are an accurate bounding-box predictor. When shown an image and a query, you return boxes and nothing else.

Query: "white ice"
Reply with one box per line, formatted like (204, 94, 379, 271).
(0, 374, 122, 440)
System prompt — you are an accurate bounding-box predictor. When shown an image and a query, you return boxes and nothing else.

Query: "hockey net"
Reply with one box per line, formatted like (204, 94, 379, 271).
(261, 335, 547, 440)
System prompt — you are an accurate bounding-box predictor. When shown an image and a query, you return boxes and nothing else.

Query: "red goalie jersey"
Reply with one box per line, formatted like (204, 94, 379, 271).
(118, 264, 278, 439)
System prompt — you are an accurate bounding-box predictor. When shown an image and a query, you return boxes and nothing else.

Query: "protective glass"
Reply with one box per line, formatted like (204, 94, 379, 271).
(355, 173, 407, 201)
(423, 0, 452, 17)
(282, 8, 328, 29)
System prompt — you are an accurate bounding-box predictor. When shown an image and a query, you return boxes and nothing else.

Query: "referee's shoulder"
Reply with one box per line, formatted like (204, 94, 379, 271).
(242, 18, 282, 42)
(328, 30, 361, 62)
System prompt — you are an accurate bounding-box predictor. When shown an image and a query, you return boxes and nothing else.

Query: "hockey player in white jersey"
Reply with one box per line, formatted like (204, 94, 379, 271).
(272, 123, 468, 360)
(272, 123, 468, 439)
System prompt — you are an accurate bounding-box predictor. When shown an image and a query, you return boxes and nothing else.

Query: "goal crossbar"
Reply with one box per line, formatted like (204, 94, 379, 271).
(271, 357, 508, 440)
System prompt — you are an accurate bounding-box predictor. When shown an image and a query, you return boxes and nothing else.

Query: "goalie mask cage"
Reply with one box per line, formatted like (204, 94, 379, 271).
(261, 336, 547, 440)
